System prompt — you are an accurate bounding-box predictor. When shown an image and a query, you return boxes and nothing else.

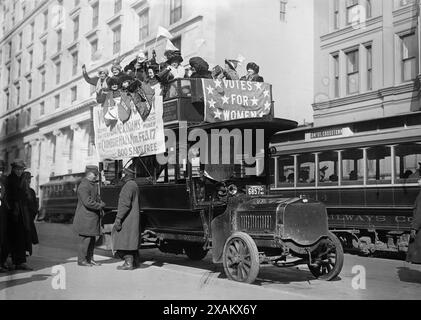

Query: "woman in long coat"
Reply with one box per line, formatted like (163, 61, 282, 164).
(407, 178, 421, 264)
(112, 168, 140, 270)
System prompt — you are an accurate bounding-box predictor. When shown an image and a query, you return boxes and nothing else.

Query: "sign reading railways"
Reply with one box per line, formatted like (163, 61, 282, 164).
(93, 95, 166, 161)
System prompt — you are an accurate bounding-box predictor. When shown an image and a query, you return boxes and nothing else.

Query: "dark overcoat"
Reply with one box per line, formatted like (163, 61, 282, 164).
(0, 174, 8, 249)
(407, 189, 421, 264)
(112, 179, 140, 251)
(73, 178, 103, 237)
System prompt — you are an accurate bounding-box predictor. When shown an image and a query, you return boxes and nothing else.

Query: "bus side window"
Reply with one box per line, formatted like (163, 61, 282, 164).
(367, 146, 392, 185)
(277, 156, 295, 187)
(342, 149, 364, 185)
(395, 142, 421, 184)
(319, 151, 338, 186)
(297, 154, 315, 187)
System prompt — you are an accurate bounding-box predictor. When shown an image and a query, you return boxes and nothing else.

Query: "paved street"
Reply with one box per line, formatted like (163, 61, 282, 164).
(0, 222, 420, 300)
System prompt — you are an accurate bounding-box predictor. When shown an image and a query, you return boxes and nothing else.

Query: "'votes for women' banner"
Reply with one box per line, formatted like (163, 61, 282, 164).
(93, 95, 166, 161)
(202, 78, 273, 122)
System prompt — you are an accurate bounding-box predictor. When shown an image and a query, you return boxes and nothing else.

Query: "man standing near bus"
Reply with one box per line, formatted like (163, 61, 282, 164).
(112, 168, 140, 270)
(0, 160, 9, 272)
(407, 178, 421, 265)
(73, 165, 105, 267)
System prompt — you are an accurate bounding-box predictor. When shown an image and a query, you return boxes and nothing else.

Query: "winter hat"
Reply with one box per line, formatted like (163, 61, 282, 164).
(165, 50, 183, 64)
(108, 77, 121, 89)
(85, 165, 99, 175)
(98, 67, 109, 75)
(189, 57, 209, 73)
(11, 159, 26, 169)
(225, 59, 239, 71)
(246, 62, 260, 74)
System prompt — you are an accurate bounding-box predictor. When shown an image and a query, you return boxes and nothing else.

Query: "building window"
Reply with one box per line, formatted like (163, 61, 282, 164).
(54, 94, 60, 109)
(170, 0, 182, 25)
(114, 0, 122, 13)
(92, 3, 99, 29)
(5, 90, 10, 110)
(400, 0, 415, 6)
(346, 49, 359, 94)
(333, 54, 339, 97)
(139, 10, 149, 41)
(17, 58, 21, 77)
(366, 45, 372, 90)
(172, 36, 181, 52)
(15, 114, 19, 131)
(75, 0, 80, 7)
(401, 33, 417, 82)
(346, 0, 358, 25)
(366, 0, 372, 18)
(42, 40, 47, 61)
(26, 108, 31, 126)
(55, 61, 61, 84)
(71, 86, 77, 102)
(14, 147, 20, 160)
(40, 101, 45, 116)
(113, 26, 121, 54)
(7, 66, 11, 84)
(41, 70, 46, 92)
(43, 10, 48, 31)
(73, 16, 79, 40)
(5, 119, 8, 135)
(30, 22, 35, 42)
(90, 40, 98, 60)
(27, 78, 32, 99)
(16, 84, 20, 106)
(72, 51, 78, 76)
(280, 0, 287, 22)
(333, 0, 339, 29)
(18, 32, 22, 50)
(8, 41, 12, 59)
(57, 29, 62, 52)
(28, 50, 33, 70)
(25, 144, 32, 167)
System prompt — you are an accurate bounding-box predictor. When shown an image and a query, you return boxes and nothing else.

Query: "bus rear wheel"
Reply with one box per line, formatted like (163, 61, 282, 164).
(308, 231, 344, 281)
(184, 243, 208, 261)
(222, 232, 260, 284)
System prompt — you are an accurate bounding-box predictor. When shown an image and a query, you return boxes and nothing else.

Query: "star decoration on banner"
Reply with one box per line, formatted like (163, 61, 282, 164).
(264, 101, 271, 111)
(255, 82, 262, 90)
(263, 90, 270, 97)
(208, 98, 216, 109)
(221, 95, 229, 104)
(251, 96, 258, 106)
(214, 109, 222, 119)
(206, 85, 214, 94)
(214, 79, 222, 88)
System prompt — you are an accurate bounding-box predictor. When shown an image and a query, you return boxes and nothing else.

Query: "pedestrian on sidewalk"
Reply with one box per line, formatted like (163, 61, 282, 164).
(112, 168, 140, 270)
(73, 165, 105, 267)
(4, 160, 34, 271)
(0, 160, 9, 272)
(407, 178, 421, 265)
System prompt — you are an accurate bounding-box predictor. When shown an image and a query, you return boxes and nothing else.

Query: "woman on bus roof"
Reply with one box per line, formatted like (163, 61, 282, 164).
(82, 65, 110, 104)
(407, 178, 421, 265)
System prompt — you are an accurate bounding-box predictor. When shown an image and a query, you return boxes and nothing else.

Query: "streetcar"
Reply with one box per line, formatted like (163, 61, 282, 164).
(99, 78, 344, 284)
(269, 111, 421, 255)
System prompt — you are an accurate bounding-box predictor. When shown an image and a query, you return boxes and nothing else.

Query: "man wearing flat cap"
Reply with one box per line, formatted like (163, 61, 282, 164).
(3, 160, 35, 270)
(112, 167, 140, 270)
(73, 165, 106, 267)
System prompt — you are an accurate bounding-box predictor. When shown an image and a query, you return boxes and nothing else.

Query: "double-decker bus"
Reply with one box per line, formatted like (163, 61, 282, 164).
(269, 111, 421, 255)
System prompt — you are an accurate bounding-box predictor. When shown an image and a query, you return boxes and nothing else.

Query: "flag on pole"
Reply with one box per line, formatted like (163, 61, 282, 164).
(165, 39, 179, 51)
(157, 26, 173, 39)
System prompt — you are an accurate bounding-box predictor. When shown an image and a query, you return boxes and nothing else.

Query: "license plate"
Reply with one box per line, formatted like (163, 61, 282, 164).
(246, 185, 266, 196)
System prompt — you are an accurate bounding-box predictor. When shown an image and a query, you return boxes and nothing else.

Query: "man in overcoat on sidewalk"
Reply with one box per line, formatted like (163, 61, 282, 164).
(73, 165, 105, 267)
(112, 168, 140, 270)
(407, 178, 421, 265)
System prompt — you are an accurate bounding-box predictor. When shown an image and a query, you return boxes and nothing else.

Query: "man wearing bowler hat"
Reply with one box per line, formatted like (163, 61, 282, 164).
(112, 167, 140, 270)
(73, 165, 106, 267)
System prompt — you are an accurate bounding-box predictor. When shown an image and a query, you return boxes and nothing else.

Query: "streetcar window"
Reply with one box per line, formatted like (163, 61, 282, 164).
(319, 151, 338, 186)
(367, 146, 392, 184)
(342, 148, 364, 185)
(297, 153, 315, 187)
(277, 156, 295, 187)
(395, 143, 421, 183)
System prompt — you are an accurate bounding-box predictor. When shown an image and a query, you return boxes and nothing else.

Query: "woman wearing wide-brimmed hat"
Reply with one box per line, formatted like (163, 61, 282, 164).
(82, 64, 110, 104)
